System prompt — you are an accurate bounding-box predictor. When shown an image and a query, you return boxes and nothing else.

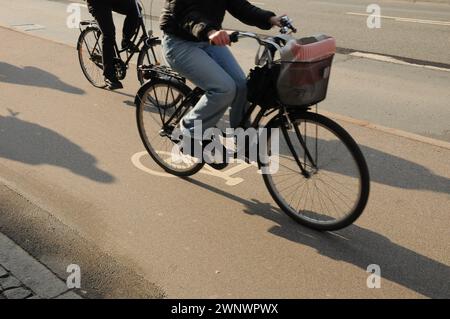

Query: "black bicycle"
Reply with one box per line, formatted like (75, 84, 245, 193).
(134, 19, 370, 231)
(77, 0, 161, 88)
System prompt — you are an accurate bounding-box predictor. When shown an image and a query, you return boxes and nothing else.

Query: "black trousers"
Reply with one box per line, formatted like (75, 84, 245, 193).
(87, 0, 140, 79)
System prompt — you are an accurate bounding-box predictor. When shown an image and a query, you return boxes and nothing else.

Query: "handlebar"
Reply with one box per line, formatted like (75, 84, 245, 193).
(228, 17, 297, 66)
(228, 31, 278, 47)
(211, 16, 297, 46)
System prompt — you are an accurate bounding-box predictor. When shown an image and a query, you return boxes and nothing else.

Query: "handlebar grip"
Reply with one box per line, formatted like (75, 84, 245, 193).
(229, 31, 240, 43)
(280, 16, 298, 33)
(209, 31, 240, 46)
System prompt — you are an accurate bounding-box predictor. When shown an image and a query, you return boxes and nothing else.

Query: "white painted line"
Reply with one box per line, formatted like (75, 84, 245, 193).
(349, 51, 450, 73)
(12, 24, 45, 31)
(346, 12, 450, 26)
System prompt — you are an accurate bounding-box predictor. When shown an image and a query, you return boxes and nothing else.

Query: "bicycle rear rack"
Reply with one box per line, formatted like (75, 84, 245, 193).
(79, 20, 98, 31)
(139, 65, 186, 83)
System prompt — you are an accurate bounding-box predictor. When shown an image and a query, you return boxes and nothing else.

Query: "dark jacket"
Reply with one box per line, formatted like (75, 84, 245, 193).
(160, 0, 275, 42)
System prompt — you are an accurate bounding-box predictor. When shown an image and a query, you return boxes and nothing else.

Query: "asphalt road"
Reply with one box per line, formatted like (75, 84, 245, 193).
(0, 0, 449, 298)
(6, 0, 450, 65)
(152, 0, 450, 65)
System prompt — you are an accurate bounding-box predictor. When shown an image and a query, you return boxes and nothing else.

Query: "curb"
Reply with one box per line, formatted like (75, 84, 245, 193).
(0, 233, 82, 299)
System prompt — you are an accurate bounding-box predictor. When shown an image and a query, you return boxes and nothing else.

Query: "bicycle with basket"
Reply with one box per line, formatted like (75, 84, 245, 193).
(134, 17, 370, 231)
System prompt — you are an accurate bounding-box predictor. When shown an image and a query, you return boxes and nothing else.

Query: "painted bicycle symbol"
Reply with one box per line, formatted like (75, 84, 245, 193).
(131, 151, 257, 186)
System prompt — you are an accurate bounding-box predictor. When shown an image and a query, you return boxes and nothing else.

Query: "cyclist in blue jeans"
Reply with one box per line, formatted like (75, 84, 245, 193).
(160, 0, 283, 142)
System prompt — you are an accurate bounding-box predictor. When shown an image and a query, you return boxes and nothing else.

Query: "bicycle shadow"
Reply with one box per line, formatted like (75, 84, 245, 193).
(123, 100, 136, 107)
(0, 111, 114, 183)
(0, 62, 85, 95)
(276, 136, 450, 194)
(183, 177, 450, 299)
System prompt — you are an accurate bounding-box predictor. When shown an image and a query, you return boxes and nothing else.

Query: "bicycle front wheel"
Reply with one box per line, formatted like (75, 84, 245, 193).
(262, 112, 370, 231)
(77, 27, 106, 88)
(136, 78, 205, 177)
(137, 44, 161, 84)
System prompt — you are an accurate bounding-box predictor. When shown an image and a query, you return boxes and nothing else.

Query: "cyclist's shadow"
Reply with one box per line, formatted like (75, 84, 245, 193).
(0, 111, 114, 183)
(0, 62, 85, 95)
(184, 178, 450, 299)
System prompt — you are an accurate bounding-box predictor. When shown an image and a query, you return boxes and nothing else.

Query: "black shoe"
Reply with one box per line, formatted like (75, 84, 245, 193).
(208, 162, 229, 170)
(104, 77, 123, 90)
(121, 39, 140, 53)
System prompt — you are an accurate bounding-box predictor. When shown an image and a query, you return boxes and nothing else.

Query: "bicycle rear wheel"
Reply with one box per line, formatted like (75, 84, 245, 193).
(136, 78, 205, 176)
(77, 27, 106, 88)
(262, 112, 370, 231)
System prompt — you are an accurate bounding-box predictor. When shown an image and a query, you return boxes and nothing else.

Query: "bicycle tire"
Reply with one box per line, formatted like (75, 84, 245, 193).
(262, 112, 370, 231)
(136, 78, 205, 177)
(77, 27, 106, 88)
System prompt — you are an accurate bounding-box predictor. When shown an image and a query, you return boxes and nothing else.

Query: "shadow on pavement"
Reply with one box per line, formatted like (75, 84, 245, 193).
(184, 177, 450, 299)
(123, 100, 136, 107)
(276, 134, 449, 194)
(360, 144, 449, 194)
(0, 112, 114, 183)
(0, 62, 85, 95)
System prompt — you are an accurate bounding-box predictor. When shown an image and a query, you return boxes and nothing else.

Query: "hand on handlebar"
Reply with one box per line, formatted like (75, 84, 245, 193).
(269, 15, 287, 28)
(208, 30, 231, 46)
(277, 15, 298, 33)
(208, 15, 297, 47)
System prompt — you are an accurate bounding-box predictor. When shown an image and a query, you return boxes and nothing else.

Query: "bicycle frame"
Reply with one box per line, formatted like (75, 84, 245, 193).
(144, 25, 318, 175)
(151, 78, 317, 176)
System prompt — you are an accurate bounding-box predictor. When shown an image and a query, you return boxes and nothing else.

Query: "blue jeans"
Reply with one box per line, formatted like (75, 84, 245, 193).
(162, 34, 249, 134)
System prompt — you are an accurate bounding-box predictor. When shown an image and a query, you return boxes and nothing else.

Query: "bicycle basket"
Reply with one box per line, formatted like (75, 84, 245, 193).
(277, 35, 336, 107)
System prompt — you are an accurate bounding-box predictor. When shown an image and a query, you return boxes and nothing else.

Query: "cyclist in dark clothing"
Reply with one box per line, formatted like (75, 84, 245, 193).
(86, 0, 140, 90)
(160, 0, 278, 42)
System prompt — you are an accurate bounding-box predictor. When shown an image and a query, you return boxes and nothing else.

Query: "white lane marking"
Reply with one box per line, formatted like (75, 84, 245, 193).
(12, 24, 45, 31)
(346, 12, 450, 26)
(131, 151, 257, 186)
(349, 51, 450, 73)
(250, 2, 266, 6)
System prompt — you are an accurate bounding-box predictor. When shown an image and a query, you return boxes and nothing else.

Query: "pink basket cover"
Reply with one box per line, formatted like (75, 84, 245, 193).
(288, 36, 336, 62)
